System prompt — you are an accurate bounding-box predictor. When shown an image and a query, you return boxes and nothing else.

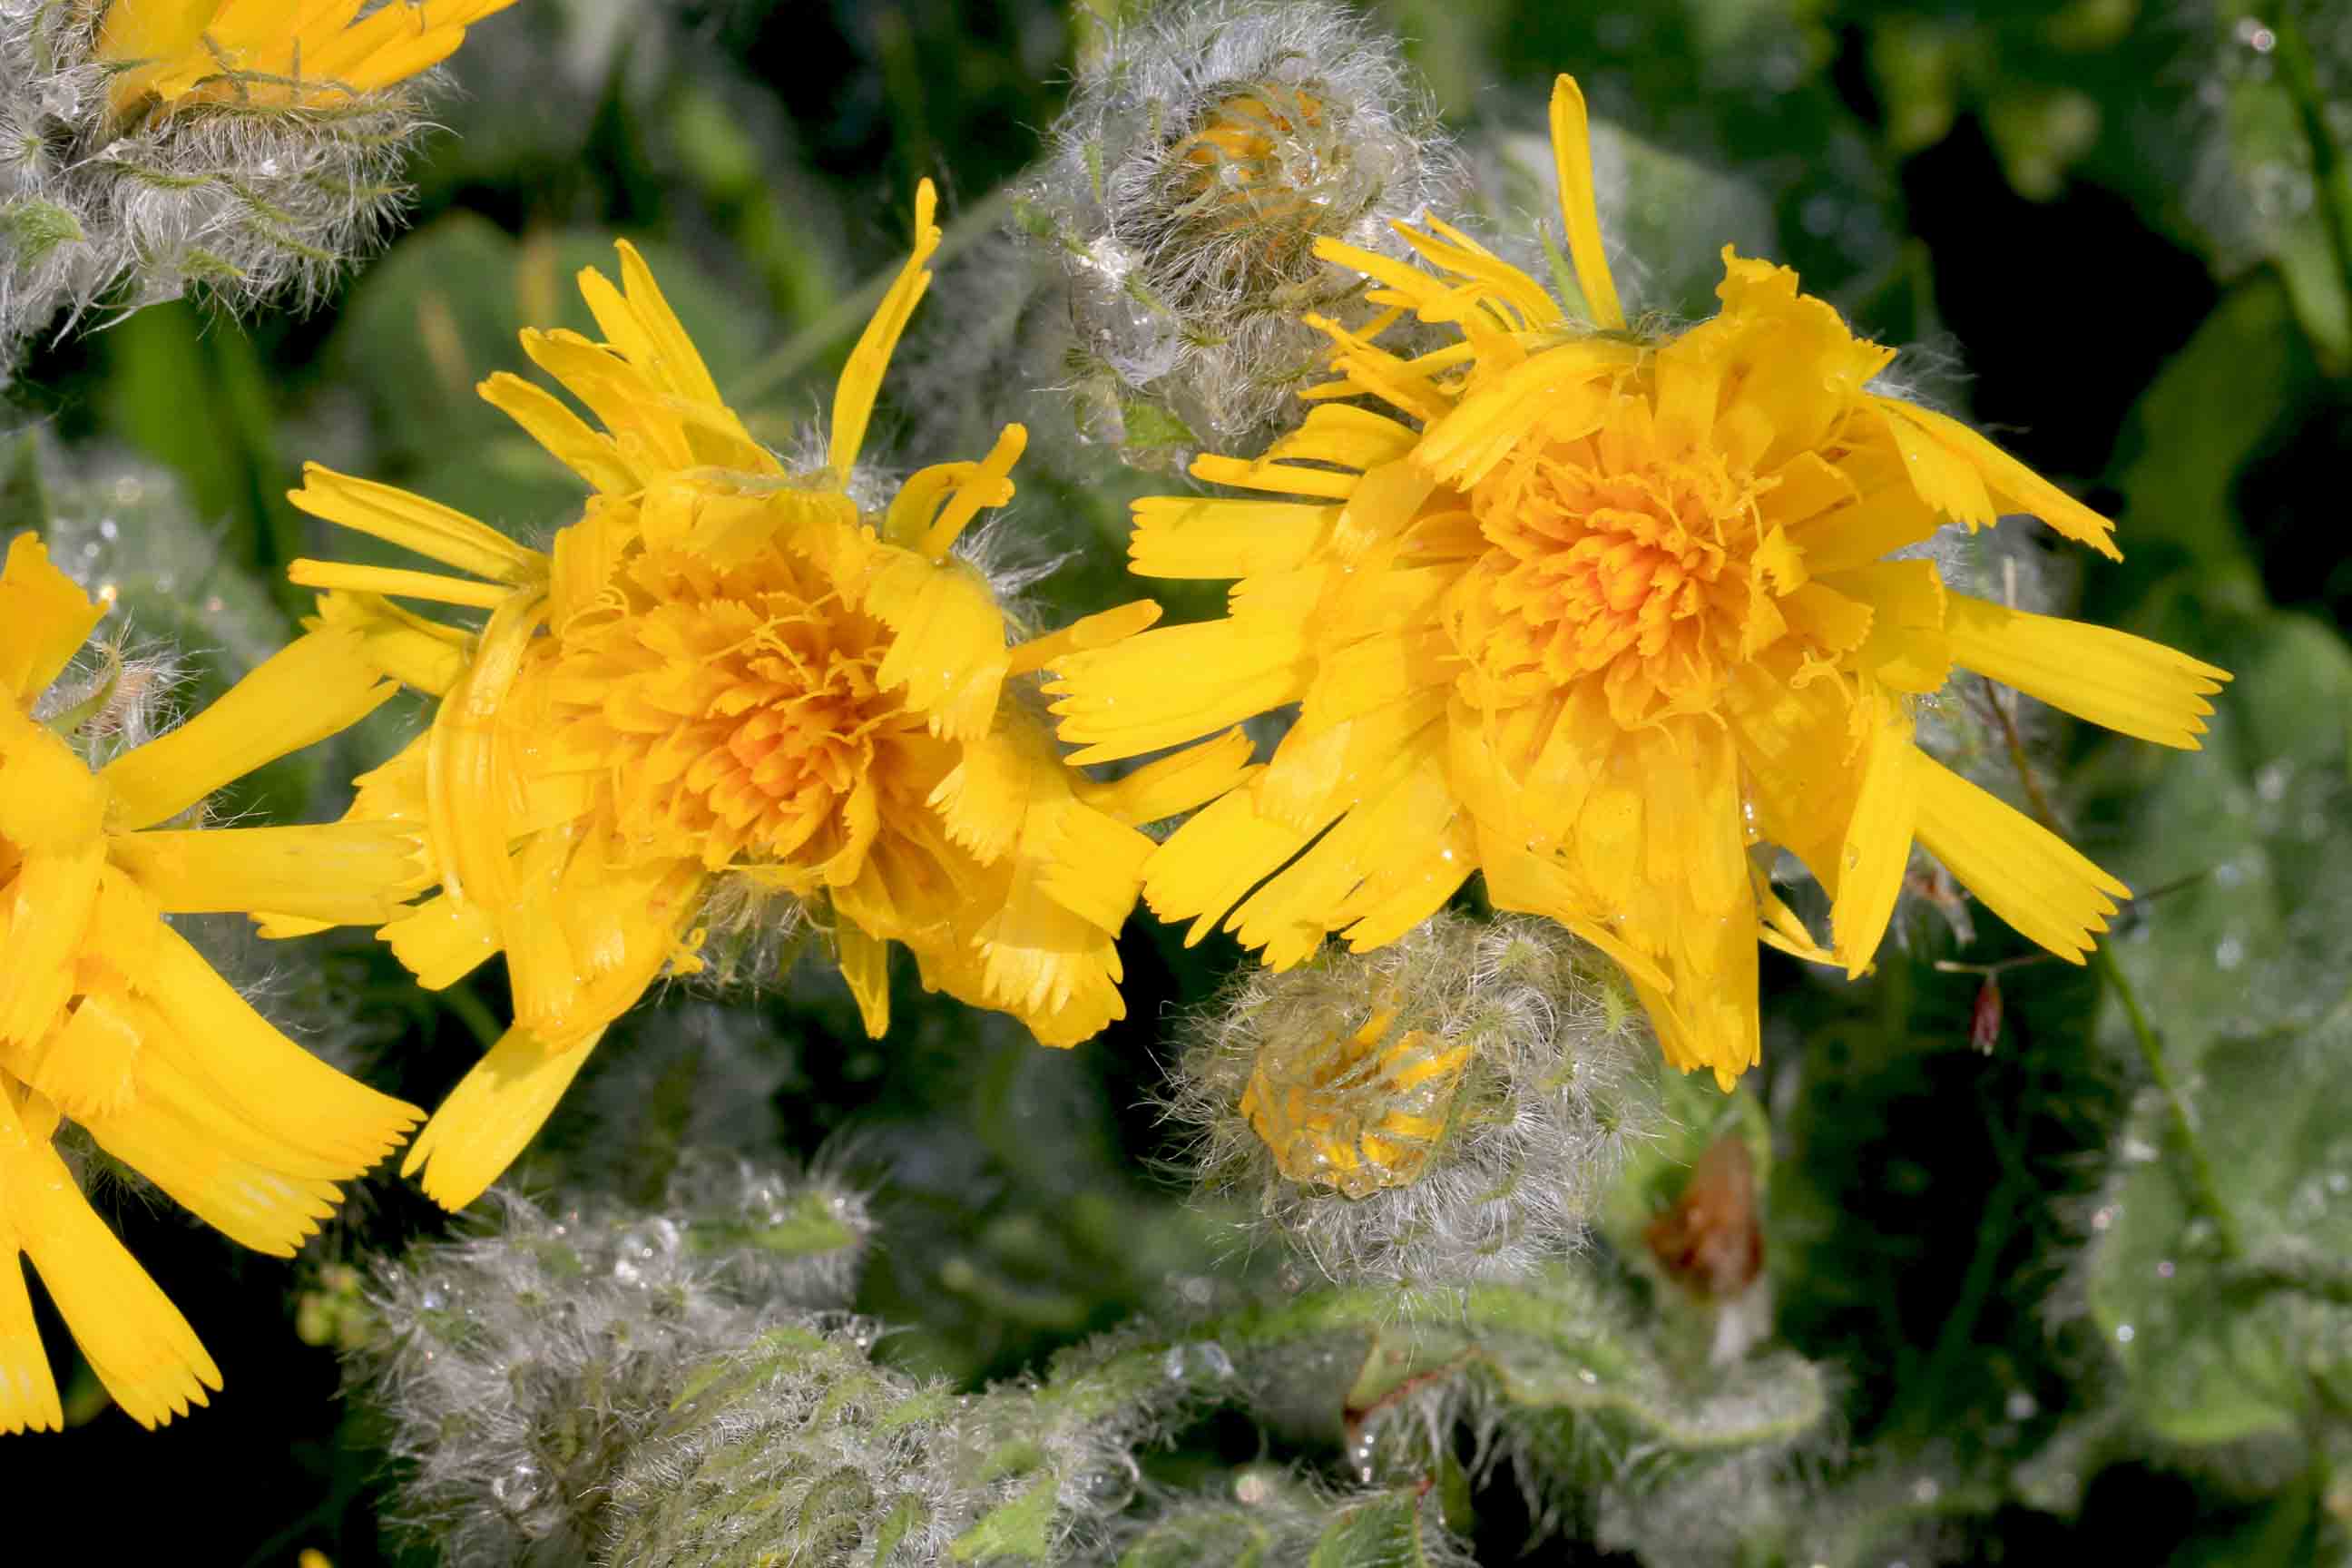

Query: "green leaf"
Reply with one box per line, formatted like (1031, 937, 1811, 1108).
(2081, 612, 2352, 1452)
(948, 1472, 1057, 1563)
(1307, 1489, 1440, 1568)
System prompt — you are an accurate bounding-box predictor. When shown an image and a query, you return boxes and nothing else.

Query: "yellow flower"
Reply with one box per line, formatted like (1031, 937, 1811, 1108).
(97, 0, 520, 118)
(0, 533, 425, 1434)
(283, 183, 1250, 1211)
(1240, 999, 1471, 1197)
(1046, 74, 2230, 1089)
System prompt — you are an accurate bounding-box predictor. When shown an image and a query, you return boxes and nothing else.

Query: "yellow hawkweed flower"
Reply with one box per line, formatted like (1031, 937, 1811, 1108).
(1047, 74, 2231, 1090)
(283, 183, 1250, 1212)
(97, 0, 520, 118)
(0, 533, 425, 1434)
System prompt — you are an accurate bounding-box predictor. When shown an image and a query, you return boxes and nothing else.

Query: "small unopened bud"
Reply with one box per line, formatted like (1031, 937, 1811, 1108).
(1017, 0, 1456, 466)
(1165, 912, 1670, 1287)
(0, 1, 514, 373)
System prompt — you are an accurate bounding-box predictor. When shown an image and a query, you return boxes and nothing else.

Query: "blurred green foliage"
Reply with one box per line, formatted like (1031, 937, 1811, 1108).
(5, 0, 2348, 1563)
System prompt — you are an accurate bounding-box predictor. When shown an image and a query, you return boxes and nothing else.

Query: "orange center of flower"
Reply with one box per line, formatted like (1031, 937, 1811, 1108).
(1462, 400, 1774, 726)
(534, 540, 927, 873)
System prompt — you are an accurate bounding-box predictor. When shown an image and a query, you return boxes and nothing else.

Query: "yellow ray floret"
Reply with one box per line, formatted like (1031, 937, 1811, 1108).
(1045, 71, 2231, 1090)
(283, 191, 1250, 1211)
(0, 533, 423, 1433)
(99, 0, 523, 118)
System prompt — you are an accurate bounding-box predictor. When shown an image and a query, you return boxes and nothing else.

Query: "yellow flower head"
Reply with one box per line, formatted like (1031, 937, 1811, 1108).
(97, 0, 519, 118)
(0, 534, 424, 1434)
(1047, 74, 2231, 1089)
(1239, 998, 1471, 1198)
(285, 184, 1250, 1212)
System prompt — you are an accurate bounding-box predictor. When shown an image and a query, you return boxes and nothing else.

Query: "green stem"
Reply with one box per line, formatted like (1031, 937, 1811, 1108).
(2271, 6, 2352, 320)
(2093, 943, 2245, 1258)
(1980, 677, 2245, 1257)
(734, 185, 1016, 410)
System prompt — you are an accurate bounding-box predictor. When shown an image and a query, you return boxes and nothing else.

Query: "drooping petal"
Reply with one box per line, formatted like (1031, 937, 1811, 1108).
(0, 1089, 220, 1430)
(1912, 754, 2129, 963)
(1828, 699, 1919, 977)
(1876, 398, 2122, 560)
(402, 1028, 603, 1212)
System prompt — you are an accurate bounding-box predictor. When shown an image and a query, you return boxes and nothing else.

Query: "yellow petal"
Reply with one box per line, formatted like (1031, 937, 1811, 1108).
(81, 1077, 344, 1258)
(379, 889, 503, 988)
(866, 552, 1010, 742)
(1048, 617, 1310, 766)
(1828, 701, 1918, 977)
(15, 991, 143, 1120)
(288, 464, 546, 584)
(426, 591, 547, 909)
(1945, 593, 2230, 750)
(831, 180, 942, 475)
(0, 1234, 62, 1435)
(1073, 726, 1257, 828)
(1005, 600, 1163, 679)
(1141, 787, 1303, 947)
(835, 915, 892, 1037)
(112, 819, 426, 926)
(0, 533, 103, 705)
(0, 1090, 220, 1430)
(0, 840, 103, 1046)
(0, 701, 107, 854)
(1912, 753, 2129, 963)
(306, 590, 471, 697)
(285, 558, 518, 610)
(101, 626, 399, 832)
(478, 371, 641, 495)
(917, 425, 1026, 561)
(1820, 560, 1951, 694)
(1877, 398, 2122, 560)
(403, 1027, 602, 1211)
(143, 921, 423, 1173)
(1548, 75, 1627, 331)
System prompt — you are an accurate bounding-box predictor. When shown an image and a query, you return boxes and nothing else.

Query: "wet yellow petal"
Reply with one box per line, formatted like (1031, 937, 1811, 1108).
(1913, 753, 2129, 963)
(1548, 75, 1626, 331)
(1945, 593, 2230, 750)
(101, 626, 399, 831)
(0, 533, 103, 705)
(831, 180, 941, 475)
(380, 890, 502, 989)
(81, 1072, 345, 1258)
(403, 1028, 602, 1212)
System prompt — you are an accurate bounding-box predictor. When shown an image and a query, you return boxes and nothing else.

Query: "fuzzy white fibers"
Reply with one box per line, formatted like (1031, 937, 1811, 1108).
(358, 1159, 873, 1565)
(1166, 912, 1671, 1288)
(0, 1, 456, 374)
(1016, 0, 1457, 466)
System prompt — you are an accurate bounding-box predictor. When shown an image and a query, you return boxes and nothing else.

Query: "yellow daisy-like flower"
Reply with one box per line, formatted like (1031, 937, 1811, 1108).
(0, 533, 425, 1434)
(97, 0, 519, 118)
(1046, 74, 2231, 1089)
(283, 182, 1250, 1212)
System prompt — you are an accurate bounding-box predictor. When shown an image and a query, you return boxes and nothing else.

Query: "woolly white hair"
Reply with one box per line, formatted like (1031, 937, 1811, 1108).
(0, 1, 456, 375)
(1164, 911, 1673, 1288)
(1017, 0, 1459, 465)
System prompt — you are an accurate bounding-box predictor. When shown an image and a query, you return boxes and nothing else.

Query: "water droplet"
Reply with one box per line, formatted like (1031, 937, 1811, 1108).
(2156, 1259, 2176, 1279)
(2091, 1205, 2117, 1232)
(2236, 16, 2277, 52)
(489, 1460, 544, 1515)
(1345, 1426, 1378, 1485)
(2115, 1323, 2136, 1344)
(1910, 1477, 1940, 1504)
(2005, 1390, 2039, 1421)
(2215, 935, 2245, 971)
(1576, 1366, 1599, 1386)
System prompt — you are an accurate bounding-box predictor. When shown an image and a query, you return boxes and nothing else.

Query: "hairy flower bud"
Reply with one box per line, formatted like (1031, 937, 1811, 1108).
(1017, 0, 1455, 466)
(356, 1159, 869, 1563)
(0, 0, 514, 372)
(1165, 913, 1670, 1286)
